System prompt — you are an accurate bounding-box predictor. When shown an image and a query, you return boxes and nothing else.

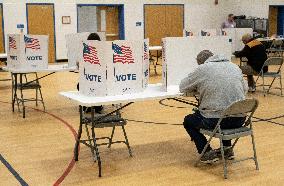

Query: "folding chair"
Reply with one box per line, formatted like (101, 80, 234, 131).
(266, 39, 283, 57)
(255, 57, 283, 96)
(12, 72, 45, 118)
(75, 105, 132, 177)
(195, 98, 259, 179)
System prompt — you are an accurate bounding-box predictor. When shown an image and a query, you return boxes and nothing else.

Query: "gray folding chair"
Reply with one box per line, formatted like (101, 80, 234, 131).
(12, 72, 45, 118)
(266, 39, 283, 57)
(195, 98, 259, 179)
(255, 57, 283, 96)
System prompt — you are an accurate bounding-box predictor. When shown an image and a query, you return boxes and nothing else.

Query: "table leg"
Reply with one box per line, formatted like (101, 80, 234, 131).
(74, 105, 83, 161)
(12, 73, 18, 112)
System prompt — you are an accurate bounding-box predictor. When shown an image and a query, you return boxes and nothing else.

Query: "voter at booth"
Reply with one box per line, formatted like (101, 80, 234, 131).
(179, 50, 248, 164)
(77, 33, 103, 113)
(234, 33, 268, 92)
(221, 14, 236, 29)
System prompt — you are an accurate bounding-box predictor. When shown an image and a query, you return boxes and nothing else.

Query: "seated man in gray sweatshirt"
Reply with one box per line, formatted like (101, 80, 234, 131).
(179, 50, 248, 164)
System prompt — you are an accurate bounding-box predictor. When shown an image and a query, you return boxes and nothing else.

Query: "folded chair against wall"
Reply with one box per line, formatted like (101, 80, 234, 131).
(255, 57, 283, 96)
(12, 72, 45, 118)
(195, 98, 259, 179)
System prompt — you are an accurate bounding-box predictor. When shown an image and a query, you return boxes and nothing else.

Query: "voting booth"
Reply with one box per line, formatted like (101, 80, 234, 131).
(222, 28, 253, 52)
(162, 36, 232, 90)
(78, 39, 149, 97)
(7, 34, 48, 70)
(66, 32, 106, 68)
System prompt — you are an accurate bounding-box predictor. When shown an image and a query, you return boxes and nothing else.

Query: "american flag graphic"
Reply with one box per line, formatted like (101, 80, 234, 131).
(24, 35, 40, 50)
(112, 43, 134, 64)
(83, 43, 100, 65)
(143, 42, 148, 60)
(9, 36, 17, 50)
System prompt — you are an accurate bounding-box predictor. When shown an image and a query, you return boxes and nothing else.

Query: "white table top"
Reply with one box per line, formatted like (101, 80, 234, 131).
(257, 37, 284, 42)
(149, 46, 162, 51)
(2, 64, 77, 73)
(0, 53, 7, 58)
(60, 84, 182, 106)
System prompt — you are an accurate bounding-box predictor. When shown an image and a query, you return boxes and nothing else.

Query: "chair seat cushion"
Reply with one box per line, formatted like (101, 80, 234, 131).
(17, 82, 41, 89)
(221, 127, 251, 135)
(84, 115, 126, 128)
(200, 127, 251, 138)
(263, 72, 281, 77)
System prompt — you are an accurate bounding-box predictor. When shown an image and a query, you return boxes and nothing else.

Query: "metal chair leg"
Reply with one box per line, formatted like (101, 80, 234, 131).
(121, 125, 132, 157)
(267, 77, 276, 94)
(84, 124, 96, 161)
(108, 126, 116, 148)
(280, 76, 283, 95)
(251, 132, 259, 170)
(219, 138, 228, 179)
(38, 87, 45, 111)
(36, 88, 38, 106)
(19, 74, 25, 118)
(262, 75, 266, 96)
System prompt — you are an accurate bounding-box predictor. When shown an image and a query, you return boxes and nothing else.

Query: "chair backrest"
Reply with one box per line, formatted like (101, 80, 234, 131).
(270, 39, 283, 49)
(263, 57, 283, 66)
(222, 98, 258, 117)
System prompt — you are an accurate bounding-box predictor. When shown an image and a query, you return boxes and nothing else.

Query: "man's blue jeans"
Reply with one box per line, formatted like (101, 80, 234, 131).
(183, 111, 246, 154)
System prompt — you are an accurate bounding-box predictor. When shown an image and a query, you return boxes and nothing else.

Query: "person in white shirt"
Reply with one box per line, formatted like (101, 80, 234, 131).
(221, 14, 236, 28)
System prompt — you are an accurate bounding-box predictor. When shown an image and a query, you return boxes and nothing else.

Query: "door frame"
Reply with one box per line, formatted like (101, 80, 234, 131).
(143, 4, 185, 40)
(0, 3, 5, 53)
(77, 4, 125, 40)
(26, 3, 57, 61)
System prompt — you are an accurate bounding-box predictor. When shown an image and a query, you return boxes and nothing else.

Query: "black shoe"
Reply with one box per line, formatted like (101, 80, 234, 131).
(214, 147, 235, 160)
(200, 150, 219, 164)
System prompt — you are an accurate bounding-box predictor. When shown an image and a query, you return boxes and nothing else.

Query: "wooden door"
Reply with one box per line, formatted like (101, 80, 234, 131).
(0, 4, 4, 53)
(145, 5, 184, 46)
(145, 5, 166, 46)
(97, 6, 119, 41)
(27, 4, 55, 63)
(269, 6, 278, 36)
(166, 5, 184, 38)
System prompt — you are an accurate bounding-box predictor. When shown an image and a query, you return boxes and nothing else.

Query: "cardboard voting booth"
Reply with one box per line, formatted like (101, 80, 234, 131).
(78, 39, 148, 97)
(222, 28, 253, 52)
(162, 36, 232, 90)
(142, 39, 150, 89)
(108, 40, 144, 96)
(7, 34, 48, 70)
(79, 41, 110, 97)
(66, 32, 106, 68)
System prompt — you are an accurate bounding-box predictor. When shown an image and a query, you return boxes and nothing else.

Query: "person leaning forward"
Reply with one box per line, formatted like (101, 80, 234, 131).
(234, 33, 268, 92)
(179, 50, 248, 164)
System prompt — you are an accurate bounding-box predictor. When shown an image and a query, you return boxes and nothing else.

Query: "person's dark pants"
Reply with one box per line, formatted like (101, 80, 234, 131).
(183, 111, 246, 154)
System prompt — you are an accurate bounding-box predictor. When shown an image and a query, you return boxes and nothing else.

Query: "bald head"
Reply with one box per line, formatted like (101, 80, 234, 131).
(242, 33, 253, 44)
(196, 50, 214, 65)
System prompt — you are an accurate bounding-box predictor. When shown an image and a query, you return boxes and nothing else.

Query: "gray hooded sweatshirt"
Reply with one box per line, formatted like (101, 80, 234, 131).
(179, 54, 248, 118)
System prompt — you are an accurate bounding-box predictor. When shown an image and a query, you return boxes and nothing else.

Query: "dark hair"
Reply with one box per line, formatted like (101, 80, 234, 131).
(228, 14, 234, 18)
(87, 33, 101, 41)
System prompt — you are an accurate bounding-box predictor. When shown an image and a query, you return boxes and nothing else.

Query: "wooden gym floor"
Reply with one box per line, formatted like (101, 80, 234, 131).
(0, 60, 284, 185)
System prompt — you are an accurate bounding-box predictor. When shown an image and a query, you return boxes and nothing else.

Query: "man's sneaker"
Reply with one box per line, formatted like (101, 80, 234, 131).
(248, 86, 256, 92)
(200, 150, 219, 164)
(214, 147, 235, 160)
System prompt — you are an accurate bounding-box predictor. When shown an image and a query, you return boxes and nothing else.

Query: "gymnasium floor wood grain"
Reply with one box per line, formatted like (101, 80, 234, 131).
(0, 62, 284, 185)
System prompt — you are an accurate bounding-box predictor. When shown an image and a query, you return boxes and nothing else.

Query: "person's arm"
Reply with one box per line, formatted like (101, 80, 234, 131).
(221, 22, 225, 29)
(234, 45, 250, 58)
(179, 68, 200, 94)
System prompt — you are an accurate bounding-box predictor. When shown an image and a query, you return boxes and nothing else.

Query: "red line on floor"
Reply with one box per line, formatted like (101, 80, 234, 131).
(0, 100, 80, 185)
